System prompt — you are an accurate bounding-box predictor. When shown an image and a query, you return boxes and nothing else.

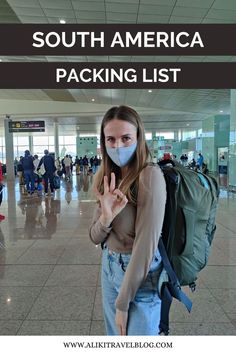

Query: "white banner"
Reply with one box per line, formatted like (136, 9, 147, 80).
(0, 336, 236, 354)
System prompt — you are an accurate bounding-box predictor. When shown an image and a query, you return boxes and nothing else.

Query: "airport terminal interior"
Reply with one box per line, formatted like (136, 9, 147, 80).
(0, 0, 236, 336)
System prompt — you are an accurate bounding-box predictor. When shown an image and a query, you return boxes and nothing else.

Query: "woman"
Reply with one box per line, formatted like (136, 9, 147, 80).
(89, 105, 166, 336)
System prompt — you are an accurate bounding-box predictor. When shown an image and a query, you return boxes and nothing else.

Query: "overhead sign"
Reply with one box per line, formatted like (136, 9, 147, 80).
(9, 121, 45, 133)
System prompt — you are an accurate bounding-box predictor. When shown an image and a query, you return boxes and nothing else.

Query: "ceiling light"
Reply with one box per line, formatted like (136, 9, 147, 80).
(148, 90, 152, 93)
(91, 98, 95, 102)
(186, 124, 190, 126)
(60, 19, 66, 24)
(0, 59, 2, 62)
(220, 110, 223, 113)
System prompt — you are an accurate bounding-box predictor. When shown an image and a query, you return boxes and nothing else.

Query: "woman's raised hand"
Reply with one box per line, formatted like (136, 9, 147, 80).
(95, 172, 128, 227)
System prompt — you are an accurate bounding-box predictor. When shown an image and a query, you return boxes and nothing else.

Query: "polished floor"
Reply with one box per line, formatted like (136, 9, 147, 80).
(0, 174, 236, 336)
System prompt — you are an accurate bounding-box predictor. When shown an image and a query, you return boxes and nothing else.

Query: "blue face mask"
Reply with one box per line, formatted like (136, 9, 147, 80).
(106, 142, 137, 167)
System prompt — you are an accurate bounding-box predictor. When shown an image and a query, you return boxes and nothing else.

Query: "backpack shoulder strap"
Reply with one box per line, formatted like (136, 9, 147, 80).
(158, 238, 192, 335)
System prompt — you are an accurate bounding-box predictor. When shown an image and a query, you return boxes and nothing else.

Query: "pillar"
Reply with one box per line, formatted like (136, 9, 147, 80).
(29, 135, 33, 154)
(76, 129, 80, 157)
(174, 130, 178, 141)
(4, 116, 15, 181)
(54, 121, 59, 158)
(229, 90, 236, 188)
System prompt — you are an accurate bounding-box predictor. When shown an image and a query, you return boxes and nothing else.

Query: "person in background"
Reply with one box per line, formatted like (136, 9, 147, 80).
(63, 154, 72, 181)
(33, 155, 42, 193)
(79, 157, 83, 174)
(184, 154, 188, 166)
(180, 154, 185, 165)
(69, 155, 74, 175)
(89, 105, 166, 336)
(0, 161, 5, 221)
(55, 157, 62, 176)
(38, 150, 56, 197)
(14, 157, 18, 176)
(163, 152, 171, 160)
(21, 150, 35, 195)
(61, 156, 66, 177)
(90, 156, 94, 173)
(82, 155, 89, 175)
(189, 158, 196, 169)
(74, 156, 80, 175)
(197, 153, 204, 171)
(202, 162, 208, 175)
(93, 155, 99, 174)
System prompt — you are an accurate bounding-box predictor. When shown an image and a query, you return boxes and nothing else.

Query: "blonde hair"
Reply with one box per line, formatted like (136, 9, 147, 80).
(94, 105, 151, 204)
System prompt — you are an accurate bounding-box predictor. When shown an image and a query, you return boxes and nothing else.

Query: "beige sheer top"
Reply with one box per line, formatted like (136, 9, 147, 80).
(89, 164, 166, 311)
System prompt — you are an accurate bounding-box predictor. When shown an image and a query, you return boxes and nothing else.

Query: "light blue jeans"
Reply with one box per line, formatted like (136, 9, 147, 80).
(101, 244, 162, 336)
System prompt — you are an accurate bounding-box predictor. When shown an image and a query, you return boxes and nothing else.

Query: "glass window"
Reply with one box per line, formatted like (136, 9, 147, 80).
(14, 148, 19, 158)
(0, 147, 5, 163)
(59, 136, 64, 144)
(79, 134, 99, 138)
(59, 145, 76, 157)
(156, 132, 174, 140)
(145, 133, 152, 140)
(17, 136, 29, 145)
(178, 130, 182, 141)
(33, 136, 49, 145)
(33, 146, 46, 156)
(49, 136, 54, 145)
(66, 146, 76, 156)
(182, 130, 196, 141)
(64, 136, 76, 144)
(17, 146, 30, 157)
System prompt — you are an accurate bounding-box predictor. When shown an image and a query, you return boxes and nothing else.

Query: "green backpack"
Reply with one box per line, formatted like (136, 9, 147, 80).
(157, 160, 219, 335)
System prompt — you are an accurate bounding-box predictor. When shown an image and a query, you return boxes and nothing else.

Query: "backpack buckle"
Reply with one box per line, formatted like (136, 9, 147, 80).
(189, 282, 196, 292)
